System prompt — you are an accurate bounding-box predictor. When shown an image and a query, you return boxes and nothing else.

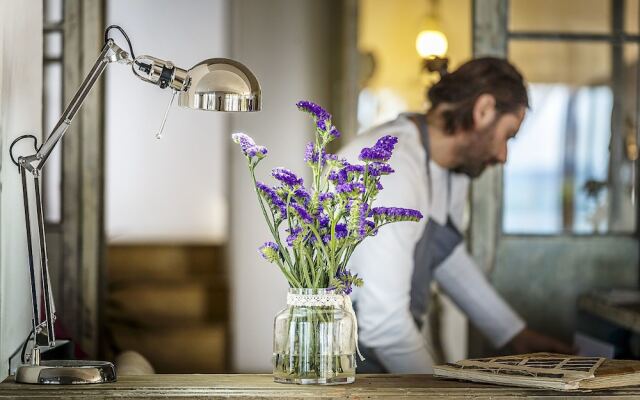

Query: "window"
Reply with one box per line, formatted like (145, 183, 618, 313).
(43, 0, 64, 223)
(502, 0, 639, 235)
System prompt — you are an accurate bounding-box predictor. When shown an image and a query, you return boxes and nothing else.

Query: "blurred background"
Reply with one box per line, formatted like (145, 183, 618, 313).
(1, 0, 640, 376)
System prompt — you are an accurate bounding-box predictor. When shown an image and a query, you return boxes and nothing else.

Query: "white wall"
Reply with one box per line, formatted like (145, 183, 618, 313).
(0, 0, 42, 380)
(106, 0, 229, 244)
(229, 0, 334, 372)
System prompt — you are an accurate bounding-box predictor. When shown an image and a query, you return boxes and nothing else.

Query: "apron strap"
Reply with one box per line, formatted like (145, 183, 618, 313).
(407, 113, 433, 205)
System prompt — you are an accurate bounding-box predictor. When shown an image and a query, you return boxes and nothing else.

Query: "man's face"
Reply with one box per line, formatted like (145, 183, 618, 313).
(453, 105, 526, 178)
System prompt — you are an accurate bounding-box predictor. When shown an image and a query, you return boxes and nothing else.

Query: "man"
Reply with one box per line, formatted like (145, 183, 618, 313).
(341, 57, 573, 373)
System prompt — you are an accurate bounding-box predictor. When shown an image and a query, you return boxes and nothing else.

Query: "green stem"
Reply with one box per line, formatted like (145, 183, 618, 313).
(307, 224, 331, 263)
(275, 258, 303, 287)
(302, 250, 314, 287)
(285, 192, 302, 283)
(362, 162, 373, 205)
(303, 247, 317, 288)
(329, 214, 338, 278)
(249, 169, 296, 272)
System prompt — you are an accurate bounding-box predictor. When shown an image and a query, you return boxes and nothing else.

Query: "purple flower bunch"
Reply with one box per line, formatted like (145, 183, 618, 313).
(233, 100, 422, 294)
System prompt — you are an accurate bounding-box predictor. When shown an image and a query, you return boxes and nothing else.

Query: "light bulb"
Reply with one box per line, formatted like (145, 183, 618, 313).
(416, 30, 448, 59)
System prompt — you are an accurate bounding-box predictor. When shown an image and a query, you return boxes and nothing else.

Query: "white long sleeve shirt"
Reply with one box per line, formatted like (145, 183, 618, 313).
(340, 114, 525, 373)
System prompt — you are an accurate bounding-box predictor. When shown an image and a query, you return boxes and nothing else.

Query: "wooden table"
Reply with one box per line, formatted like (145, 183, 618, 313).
(578, 290, 640, 334)
(2, 374, 640, 399)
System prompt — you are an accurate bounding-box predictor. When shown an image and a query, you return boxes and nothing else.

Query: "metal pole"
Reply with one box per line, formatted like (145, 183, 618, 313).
(33, 173, 56, 347)
(36, 43, 112, 168)
(20, 164, 40, 340)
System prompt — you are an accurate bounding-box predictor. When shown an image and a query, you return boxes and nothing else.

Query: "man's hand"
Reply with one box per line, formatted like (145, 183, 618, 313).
(508, 328, 576, 355)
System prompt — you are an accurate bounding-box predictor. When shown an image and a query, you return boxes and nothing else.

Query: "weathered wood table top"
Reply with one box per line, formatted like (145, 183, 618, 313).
(578, 291, 640, 334)
(2, 374, 640, 399)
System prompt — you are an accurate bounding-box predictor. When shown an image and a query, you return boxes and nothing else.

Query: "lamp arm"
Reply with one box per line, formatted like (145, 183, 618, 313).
(35, 40, 131, 170)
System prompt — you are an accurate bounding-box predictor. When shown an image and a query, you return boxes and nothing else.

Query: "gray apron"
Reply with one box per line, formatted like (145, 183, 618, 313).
(356, 114, 463, 373)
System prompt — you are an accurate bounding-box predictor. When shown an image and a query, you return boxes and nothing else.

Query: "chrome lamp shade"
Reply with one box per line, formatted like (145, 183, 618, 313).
(179, 58, 261, 112)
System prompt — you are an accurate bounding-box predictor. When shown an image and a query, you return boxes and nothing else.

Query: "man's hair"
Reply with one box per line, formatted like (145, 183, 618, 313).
(427, 57, 528, 133)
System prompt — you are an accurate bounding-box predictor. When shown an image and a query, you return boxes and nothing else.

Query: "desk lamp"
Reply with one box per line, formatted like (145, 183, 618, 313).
(9, 25, 261, 384)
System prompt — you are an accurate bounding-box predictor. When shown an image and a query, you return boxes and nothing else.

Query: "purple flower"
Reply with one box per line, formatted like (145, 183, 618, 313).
(325, 154, 343, 167)
(292, 187, 310, 206)
(308, 192, 322, 217)
(359, 135, 399, 162)
(328, 170, 340, 183)
(328, 162, 365, 185)
(256, 182, 287, 217)
(286, 227, 303, 247)
(365, 219, 377, 236)
(319, 192, 334, 203)
(311, 199, 324, 217)
(368, 162, 395, 176)
(272, 167, 303, 187)
(370, 207, 423, 222)
(335, 268, 360, 295)
(296, 100, 331, 122)
(318, 223, 347, 245)
(329, 126, 340, 139)
(258, 242, 279, 262)
(375, 135, 398, 153)
(289, 202, 313, 224)
(348, 201, 368, 239)
(338, 164, 365, 184)
(318, 193, 335, 212)
(336, 182, 365, 196)
(232, 133, 268, 159)
(335, 223, 348, 239)
(359, 147, 392, 162)
(318, 213, 330, 228)
(304, 142, 327, 167)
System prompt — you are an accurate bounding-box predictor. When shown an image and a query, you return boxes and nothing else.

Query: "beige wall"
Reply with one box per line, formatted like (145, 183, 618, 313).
(359, 0, 471, 112)
(106, 0, 230, 244)
(0, 0, 42, 380)
(229, 0, 335, 372)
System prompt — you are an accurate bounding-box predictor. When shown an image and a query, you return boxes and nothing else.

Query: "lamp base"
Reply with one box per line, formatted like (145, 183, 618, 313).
(15, 360, 116, 384)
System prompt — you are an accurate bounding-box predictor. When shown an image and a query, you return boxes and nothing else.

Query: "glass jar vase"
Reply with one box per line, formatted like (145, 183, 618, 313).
(273, 288, 356, 384)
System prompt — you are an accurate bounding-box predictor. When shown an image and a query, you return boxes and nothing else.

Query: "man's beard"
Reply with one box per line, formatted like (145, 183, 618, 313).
(452, 161, 486, 178)
(451, 118, 499, 178)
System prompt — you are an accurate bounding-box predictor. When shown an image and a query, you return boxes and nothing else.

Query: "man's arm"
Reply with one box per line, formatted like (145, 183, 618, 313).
(433, 244, 525, 348)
